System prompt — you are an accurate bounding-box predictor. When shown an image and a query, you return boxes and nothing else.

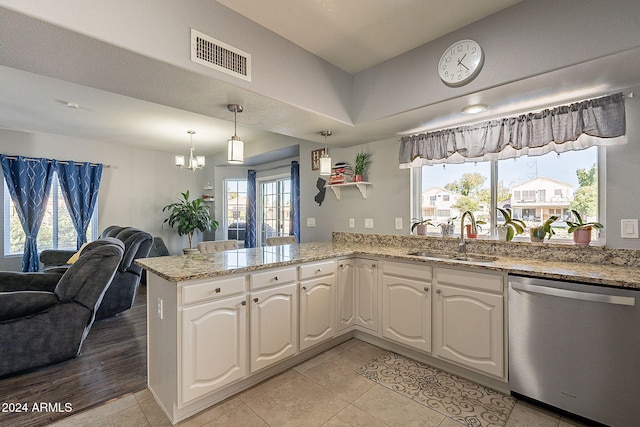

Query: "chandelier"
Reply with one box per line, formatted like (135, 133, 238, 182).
(227, 104, 244, 164)
(175, 130, 205, 170)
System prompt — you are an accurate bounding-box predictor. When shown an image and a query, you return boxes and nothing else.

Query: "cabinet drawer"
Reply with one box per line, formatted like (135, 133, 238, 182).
(435, 268, 503, 293)
(382, 260, 432, 281)
(250, 267, 297, 290)
(299, 260, 336, 280)
(182, 275, 245, 305)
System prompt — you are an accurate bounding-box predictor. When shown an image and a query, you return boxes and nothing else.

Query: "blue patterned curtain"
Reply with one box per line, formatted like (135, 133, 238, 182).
(244, 169, 257, 248)
(1, 155, 56, 271)
(56, 161, 103, 249)
(290, 161, 300, 242)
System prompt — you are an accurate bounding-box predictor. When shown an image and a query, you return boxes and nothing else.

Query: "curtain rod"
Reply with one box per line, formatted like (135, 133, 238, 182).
(2, 156, 110, 168)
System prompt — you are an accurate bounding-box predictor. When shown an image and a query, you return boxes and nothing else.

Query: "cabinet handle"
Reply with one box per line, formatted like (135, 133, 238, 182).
(339, 264, 344, 268)
(253, 298, 259, 303)
(424, 287, 429, 292)
(372, 264, 376, 268)
(436, 289, 441, 294)
(302, 286, 307, 291)
(273, 276, 279, 281)
(215, 288, 221, 293)
(241, 301, 246, 306)
(316, 268, 322, 273)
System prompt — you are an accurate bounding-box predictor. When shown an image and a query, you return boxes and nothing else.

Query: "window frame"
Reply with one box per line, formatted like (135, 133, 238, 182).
(411, 147, 605, 245)
(223, 178, 248, 243)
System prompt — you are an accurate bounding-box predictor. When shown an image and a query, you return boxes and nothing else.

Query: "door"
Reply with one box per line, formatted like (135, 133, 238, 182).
(258, 177, 291, 246)
(335, 259, 355, 333)
(250, 283, 298, 372)
(181, 295, 247, 404)
(382, 274, 431, 352)
(300, 275, 335, 351)
(355, 258, 378, 332)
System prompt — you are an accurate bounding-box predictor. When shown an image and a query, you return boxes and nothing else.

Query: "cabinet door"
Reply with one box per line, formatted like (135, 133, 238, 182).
(181, 294, 247, 404)
(300, 274, 335, 351)
(433, 283, 504, 378)
(250, 283, 298, 373)
(336, 260, 355, 333)
(382, 274, 431, 352)
(355, 259, 378, 332)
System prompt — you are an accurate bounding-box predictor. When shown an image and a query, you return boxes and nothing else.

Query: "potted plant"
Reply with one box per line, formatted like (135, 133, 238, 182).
(411, 218, 433, 235)
(530, 215, 559, 242)
(438, 217, 457, 237)
(353, 150, 373, 182)
(163, 190, 218, 254)
(565, 209, 603, 246)
(496, 208, 526, 241)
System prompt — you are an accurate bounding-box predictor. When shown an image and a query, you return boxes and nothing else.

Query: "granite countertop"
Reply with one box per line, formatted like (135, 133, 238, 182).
(136, 241, 640, 289)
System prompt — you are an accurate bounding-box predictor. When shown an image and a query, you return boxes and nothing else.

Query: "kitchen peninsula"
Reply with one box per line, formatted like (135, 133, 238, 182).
(136, 233, 640, 424)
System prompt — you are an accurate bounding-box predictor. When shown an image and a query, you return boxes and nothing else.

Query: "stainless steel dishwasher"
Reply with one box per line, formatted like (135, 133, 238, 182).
(508, 275, 640, 427)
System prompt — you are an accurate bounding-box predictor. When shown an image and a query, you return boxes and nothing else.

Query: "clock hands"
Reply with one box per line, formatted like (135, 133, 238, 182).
(457, 54, 469, 70)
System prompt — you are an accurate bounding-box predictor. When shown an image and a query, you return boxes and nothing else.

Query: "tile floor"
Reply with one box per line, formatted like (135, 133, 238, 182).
(50, 339, 589, 427)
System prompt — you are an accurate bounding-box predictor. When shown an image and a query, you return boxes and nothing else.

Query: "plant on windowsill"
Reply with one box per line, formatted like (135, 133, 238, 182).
(529, 215, 559, 242)
(496, 208, 526, 241)
(565, 209, 603, 246)
(411, 218, 434, 236)
(353, 150, 373, 182)
(163, 190, 219, 254)
(438, 217, 457, 237)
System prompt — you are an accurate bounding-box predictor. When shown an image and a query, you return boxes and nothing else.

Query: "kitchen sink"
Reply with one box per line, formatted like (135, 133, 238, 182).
(407, 251, 498, 263)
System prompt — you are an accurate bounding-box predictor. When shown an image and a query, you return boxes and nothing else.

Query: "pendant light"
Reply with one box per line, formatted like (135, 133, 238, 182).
(319, 130, 332, 176)
(175, 130, 205, 170)
(227, 104, 244, 164)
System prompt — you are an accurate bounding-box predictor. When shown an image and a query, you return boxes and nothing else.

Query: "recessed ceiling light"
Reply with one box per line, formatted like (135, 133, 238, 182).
(461, 103, 488, 114)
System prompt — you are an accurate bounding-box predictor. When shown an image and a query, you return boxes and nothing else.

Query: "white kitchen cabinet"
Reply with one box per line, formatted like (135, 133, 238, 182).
(250, 283, 299, 372)
(181, 294, 247, 404)
(354, 258, 378, 332)
(299, 261, 336, 351)
(433, 268, 505, 379)
(381, 261, 432, 353)
(335, 259, 355, 332)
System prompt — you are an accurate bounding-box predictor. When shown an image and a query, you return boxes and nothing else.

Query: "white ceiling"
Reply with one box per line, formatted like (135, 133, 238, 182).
(216, 0, 521, 74)
(0, 2, 638, 163)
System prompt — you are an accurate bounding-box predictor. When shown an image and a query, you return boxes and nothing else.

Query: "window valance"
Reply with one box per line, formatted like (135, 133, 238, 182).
(399, 92, 626, 168)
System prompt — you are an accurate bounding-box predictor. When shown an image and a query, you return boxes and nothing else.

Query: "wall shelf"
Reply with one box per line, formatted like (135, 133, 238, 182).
(326, 182, 370, 200)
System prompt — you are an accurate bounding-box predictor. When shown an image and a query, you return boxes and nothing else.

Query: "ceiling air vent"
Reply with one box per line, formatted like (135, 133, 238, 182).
(191, 29, 251, 82)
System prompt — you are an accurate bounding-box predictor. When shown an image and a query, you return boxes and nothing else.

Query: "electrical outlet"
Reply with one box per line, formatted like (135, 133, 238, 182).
(307, 217, 316, 227)
(621, 219, 639, 238)
(365, 218, 374, 229)
(395, 217, 403, 230)
(349, 218, 355, 228)
(157, 298, 163, 320)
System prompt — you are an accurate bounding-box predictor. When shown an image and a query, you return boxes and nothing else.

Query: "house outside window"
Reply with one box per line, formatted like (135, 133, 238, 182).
(413, 146, 600, 242)
(224, 179, 247, 241)
(3, 174, 98, 255)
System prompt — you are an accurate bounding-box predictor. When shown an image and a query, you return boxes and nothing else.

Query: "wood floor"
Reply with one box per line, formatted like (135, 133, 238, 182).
(0, 285, 147, 427)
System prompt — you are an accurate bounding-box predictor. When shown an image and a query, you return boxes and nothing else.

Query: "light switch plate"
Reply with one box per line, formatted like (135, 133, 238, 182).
(349, 218, 355, 228)
(395, 217, 403, 230)
(364, 218, 374, 229)
(307, 217, 316, 227)
(621, 219, 638, 238)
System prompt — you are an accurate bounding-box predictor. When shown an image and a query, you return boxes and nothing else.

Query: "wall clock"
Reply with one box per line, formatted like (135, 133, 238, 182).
(438, 39, 484, 86)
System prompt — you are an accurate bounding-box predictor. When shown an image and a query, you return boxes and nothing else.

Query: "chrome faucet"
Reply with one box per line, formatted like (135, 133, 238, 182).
(459, 211, 477, 256)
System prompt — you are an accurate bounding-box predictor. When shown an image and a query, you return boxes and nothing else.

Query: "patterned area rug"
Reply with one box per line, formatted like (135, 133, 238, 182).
(357, 353, 515, 427)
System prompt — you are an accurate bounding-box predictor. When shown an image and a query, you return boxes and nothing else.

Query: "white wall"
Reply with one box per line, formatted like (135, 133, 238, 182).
(0, 129, 203, 270)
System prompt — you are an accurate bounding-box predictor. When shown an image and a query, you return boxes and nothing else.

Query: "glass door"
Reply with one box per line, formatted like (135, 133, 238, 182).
(258, 177, 291, 246)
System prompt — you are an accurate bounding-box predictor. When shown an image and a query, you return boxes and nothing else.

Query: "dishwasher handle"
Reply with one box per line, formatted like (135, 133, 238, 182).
(510, 281, 636, 306)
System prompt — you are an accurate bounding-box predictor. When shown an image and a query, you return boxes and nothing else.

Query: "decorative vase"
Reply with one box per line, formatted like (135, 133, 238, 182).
(440, 224, 454, 237)
(354, 174, 364, 182)
(497, 225, 508, 241)
(530, 227, 545, 242)
(573, 228, 592, 246)
(415, 224, 427, 235)
(465, 224, 478, 238)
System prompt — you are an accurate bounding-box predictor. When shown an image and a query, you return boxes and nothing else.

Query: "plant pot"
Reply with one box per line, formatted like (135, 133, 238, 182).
(440, 224, 454, 237)
(415, 224, 428, 235)
(496, 225, 508, 241)
(354, 174, 364, 182)
(183, 248, 199, 255)
(530, 227, 545, 242)
(465, 224, 478, 238)
(573, 227, 592, 246)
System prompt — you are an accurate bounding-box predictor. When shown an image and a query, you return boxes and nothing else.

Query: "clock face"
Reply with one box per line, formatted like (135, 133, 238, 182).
(438, 39, 484, 86)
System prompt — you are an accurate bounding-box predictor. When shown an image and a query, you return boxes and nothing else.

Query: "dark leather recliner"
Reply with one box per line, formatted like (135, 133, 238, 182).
(40, 226, 153, 320)
(0, 239, 124, 377)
